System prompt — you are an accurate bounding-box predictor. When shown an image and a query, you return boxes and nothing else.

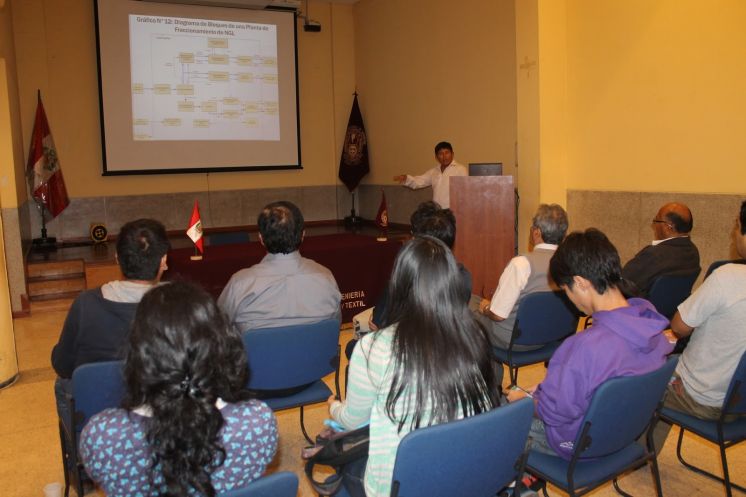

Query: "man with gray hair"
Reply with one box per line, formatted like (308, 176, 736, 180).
(477, 204, 569, 349)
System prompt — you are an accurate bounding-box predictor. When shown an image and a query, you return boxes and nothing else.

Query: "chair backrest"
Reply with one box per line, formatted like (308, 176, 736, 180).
(390, 398, 534, 497)
(705, 259, 746, 279)
(513, 291, 579, 346)
(71, 360, 126, 431)
(723, 349, 746, 417)
(647, 271, 700, 319)
(242, 319, 340, 390)
(206, 231, 251, 246)
(219, 472, 299, 497)
(574, 356, 678, 458)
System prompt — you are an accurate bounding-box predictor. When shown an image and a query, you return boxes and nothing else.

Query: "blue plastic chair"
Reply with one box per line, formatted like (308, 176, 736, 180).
(660, 350, 746, 497)
(388, 398, 534, 497)
(242, 318, 341, 443)
(206, 231, 251, 246)
(526, 357, 678, 497)
(705, 259, 746, 279)
(647, 270, 700, 319)
(58, 360, 126, 497)
(219, 472, 299, 497)
(493, 291, 579, 386)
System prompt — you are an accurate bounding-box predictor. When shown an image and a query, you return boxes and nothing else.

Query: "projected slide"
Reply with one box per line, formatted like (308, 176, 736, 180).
(129, 15, 280, 141)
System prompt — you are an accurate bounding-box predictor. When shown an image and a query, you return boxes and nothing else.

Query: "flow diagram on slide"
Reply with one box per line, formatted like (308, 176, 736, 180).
(129, 15, 280, 141)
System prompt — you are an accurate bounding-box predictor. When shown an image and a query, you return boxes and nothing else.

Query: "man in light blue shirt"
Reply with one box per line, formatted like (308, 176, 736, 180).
(218, 201, 341, 331)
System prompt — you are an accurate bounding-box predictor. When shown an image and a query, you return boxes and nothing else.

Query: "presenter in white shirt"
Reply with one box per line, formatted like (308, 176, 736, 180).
(393, 141, 467, 209)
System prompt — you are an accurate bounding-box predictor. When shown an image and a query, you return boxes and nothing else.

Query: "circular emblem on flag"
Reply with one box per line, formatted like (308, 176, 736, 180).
(343, 125, 366, 166)
(90, 223, 108, 244)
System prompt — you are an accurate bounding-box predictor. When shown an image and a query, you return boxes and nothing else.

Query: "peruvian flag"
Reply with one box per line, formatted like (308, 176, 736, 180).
(186, 200, 204, 253)
(26, 92, 69, 218)
(375, 190, 388, 229)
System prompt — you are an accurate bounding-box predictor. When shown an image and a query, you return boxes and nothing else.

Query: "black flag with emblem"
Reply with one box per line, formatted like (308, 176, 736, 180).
(338, 94, 369, 191)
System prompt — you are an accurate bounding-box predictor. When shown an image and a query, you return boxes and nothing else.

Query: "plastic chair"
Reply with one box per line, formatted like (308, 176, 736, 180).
(242, 318, 341, 443)
(388, 398, 534, 497)
(219, 472, 299, 497)
(526, 356, 678, 497)
(705, 259, 746, 279)
(660, 350, 746, 497)
(493, 291, 579, 386)
(58, 360, 126, 497)
(647, 270, 700, 319)
(206, 231, 251, 246)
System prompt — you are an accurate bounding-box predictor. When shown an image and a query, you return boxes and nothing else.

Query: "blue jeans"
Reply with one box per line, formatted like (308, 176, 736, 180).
(341, 457, 368, 497)
(528, 418, 560, 456)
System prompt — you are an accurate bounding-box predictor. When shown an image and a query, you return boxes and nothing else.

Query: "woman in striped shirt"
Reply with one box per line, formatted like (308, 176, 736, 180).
(328, 236, 502, 497)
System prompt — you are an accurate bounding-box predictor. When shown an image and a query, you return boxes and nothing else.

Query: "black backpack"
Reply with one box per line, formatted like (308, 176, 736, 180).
(302, 425, 370, 495)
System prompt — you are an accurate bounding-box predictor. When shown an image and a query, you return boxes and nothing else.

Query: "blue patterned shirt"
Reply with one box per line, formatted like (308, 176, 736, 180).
(80, 400, 277, 496)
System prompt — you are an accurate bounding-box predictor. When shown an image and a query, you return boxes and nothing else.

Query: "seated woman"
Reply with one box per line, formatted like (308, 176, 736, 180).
(328, 236, 502, 497)
(80, 281, 277, 496)
(507, 229, 673, 459)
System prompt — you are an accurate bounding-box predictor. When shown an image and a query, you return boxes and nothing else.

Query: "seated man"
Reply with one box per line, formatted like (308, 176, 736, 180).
(664, 200, 746, 420)
(218, 201, 341, 331)
(476, 204, 568, 350)
(622, 202, 700, 296)
(507, 229, 673, 459)
(369, 201, 471, 331)
(52, 218, 170, 440)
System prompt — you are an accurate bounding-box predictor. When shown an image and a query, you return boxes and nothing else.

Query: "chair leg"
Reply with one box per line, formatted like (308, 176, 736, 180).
(612, 478, 634, 497)
(58, 422, 71, 497)
(674, 428, 746, 496)
(299, 406, 314, 444)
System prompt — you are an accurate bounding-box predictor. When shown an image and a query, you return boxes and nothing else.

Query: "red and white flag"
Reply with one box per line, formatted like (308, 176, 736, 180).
(186, 200, 204, 253)
(375, 190, 388, 230)
(26, 92, 69, 218)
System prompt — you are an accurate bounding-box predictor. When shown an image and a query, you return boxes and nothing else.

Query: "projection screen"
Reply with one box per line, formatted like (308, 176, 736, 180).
(95, 0, 300, 175)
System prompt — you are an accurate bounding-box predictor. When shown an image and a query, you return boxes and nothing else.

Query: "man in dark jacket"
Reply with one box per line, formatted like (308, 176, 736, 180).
(622, 202, 700, 296)
(52, 219, 170, 431)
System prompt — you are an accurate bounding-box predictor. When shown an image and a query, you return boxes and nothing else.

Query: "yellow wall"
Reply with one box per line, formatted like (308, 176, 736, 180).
(560, 0, 746, 194)
(353, 0, 517, 184)
(0, 0, 25, 209)
(10, 0, 355, 198)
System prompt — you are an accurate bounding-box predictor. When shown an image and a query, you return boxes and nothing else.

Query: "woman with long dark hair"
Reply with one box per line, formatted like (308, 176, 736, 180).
(80, 281, 277, 496)
(328, 236, 501, 497)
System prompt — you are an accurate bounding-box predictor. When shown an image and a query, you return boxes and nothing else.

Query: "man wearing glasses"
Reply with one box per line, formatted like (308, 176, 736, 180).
(622, 202, 700, 296)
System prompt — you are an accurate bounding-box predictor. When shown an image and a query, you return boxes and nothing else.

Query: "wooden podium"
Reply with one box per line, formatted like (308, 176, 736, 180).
(450, 176, 515, 298)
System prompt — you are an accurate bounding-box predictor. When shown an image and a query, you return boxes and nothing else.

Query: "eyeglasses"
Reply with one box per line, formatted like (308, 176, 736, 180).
(652, 219, 672, 226)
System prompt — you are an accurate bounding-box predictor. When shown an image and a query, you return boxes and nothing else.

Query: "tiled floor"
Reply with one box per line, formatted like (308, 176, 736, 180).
(1, 309, 744, 497)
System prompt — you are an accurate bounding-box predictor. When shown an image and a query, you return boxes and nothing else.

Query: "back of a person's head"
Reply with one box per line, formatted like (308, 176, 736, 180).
(663, 203, 694, 234)
(124, 281, 248, 496)
(410, 202, 456, 249)
(382, 237, 499, 431)
(532, 204, 569, 245)
(116, 219, 170, 280)
(257, 201, 304, 254)
(549, 228, 623, 294)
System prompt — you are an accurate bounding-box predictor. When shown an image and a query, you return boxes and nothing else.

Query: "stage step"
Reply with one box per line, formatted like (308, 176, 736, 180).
(29, 295, 76, 313)
(26, 260, 86, 311)
(27, 260, 85, 279)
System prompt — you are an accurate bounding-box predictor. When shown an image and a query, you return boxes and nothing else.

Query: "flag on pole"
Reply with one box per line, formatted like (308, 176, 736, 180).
(186, 200, 204, 253)
(375, 190, 388, 229)
(338, 93, 369, 191)
(26, 91, 69, 218)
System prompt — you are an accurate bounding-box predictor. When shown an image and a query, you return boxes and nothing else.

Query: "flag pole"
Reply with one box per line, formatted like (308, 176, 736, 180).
(344, 190, 363, 230)
(32, 201, 57, 248)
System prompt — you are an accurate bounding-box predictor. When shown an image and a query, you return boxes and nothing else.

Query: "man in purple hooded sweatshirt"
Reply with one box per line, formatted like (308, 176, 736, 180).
(507, 229, 673, 459)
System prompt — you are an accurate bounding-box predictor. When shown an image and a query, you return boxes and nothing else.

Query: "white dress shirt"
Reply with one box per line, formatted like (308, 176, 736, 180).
(403, 161, 467, 208)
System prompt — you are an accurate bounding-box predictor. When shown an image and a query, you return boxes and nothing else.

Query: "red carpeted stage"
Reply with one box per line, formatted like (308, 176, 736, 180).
(164, 232, 403, 323)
